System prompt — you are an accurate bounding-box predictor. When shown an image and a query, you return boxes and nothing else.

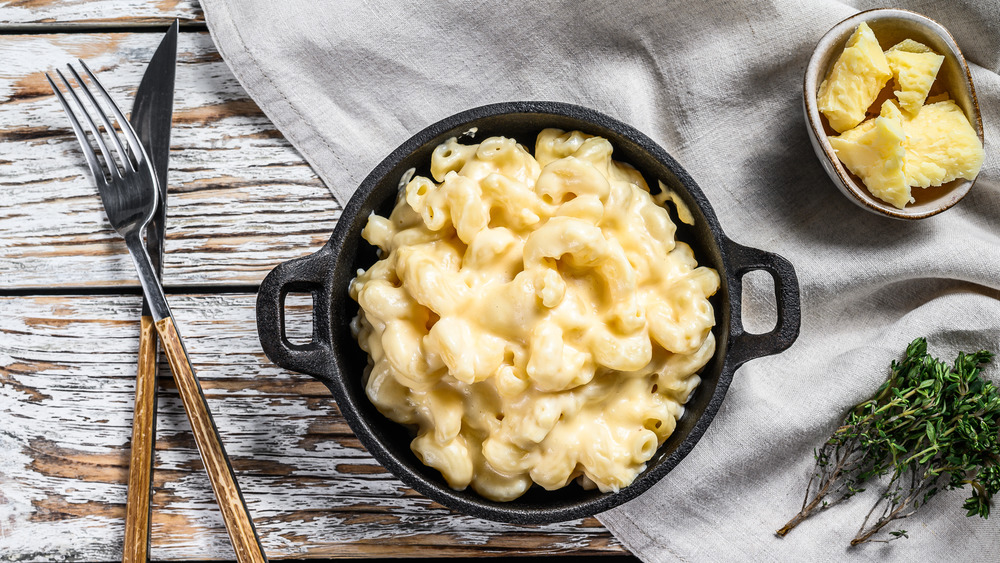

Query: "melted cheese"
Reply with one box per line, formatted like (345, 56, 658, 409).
(350, 129, 719, 501)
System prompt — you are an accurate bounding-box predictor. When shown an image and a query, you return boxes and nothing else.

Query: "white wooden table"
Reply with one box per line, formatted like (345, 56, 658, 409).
(0, 2, 630, 559)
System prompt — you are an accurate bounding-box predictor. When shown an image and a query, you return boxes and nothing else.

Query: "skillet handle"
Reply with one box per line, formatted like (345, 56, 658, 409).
(725, 238, 801, 369)
(256, 246, 336, 378)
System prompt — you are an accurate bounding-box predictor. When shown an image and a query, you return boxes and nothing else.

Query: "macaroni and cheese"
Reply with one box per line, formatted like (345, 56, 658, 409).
(349, 129, 720, 501)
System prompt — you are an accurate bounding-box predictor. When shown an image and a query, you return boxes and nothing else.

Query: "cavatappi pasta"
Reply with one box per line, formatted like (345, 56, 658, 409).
(349, 129, 720, 501)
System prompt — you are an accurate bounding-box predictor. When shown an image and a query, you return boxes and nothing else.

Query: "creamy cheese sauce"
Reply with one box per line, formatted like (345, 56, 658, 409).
(350, 129, 719, 501)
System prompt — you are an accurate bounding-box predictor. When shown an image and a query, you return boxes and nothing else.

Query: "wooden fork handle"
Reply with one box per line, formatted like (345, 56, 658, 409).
(123, 315, 158, 563)
(154, 316, 268, 563)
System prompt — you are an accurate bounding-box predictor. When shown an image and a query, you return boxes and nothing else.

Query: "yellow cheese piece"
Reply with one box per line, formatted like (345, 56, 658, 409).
(829, 101, 910, 208)
(818, 23, 892, 133)
(833, 116, 876, 144)
(885, 39, 945, 115)
(900, 99, 984, 188)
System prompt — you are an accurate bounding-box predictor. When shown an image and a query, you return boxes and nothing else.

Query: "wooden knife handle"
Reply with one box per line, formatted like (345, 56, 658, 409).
(154, 316, 267, 563)
(124, 315, 158, 563)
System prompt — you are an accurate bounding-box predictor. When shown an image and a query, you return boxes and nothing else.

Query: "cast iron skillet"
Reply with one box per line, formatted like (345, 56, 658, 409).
(256, 101, 801, 523)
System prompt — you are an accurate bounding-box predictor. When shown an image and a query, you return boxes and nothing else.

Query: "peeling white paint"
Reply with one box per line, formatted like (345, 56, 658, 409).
(0, 294, 623, 558)
(0, 32, 340, 290)
(0, 1, 201, 27)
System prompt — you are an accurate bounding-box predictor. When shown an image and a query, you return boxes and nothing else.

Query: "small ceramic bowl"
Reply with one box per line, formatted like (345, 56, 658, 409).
(804, 9, 984, 219)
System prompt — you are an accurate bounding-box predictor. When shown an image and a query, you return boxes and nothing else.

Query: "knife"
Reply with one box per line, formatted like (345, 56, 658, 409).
(123, 20, 177, 563)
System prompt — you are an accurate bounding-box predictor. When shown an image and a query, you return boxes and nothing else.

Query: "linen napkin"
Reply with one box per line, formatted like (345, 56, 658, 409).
(201, 0, 1000, 560)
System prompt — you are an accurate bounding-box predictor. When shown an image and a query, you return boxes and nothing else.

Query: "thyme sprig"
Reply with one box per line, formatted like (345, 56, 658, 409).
(776, 338, 999, 545)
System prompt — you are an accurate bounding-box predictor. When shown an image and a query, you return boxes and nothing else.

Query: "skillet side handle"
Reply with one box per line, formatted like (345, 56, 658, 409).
(256, 246, 336, 378)
(725, 239, 801, 370)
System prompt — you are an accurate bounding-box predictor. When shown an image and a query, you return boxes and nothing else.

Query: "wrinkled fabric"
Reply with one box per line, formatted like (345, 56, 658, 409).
(202, 0, 1000, 560)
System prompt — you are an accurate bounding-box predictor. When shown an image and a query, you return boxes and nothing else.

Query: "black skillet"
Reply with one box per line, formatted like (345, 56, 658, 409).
(256, 101, 801, 524)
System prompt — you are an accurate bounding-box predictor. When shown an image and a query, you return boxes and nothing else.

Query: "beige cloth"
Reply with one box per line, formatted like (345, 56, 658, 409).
(202, 0, 1000, 560)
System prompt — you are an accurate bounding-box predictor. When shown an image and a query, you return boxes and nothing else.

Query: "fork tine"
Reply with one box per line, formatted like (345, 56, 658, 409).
(66, 64, 133, 174)
(55, 68, 118, 179)
(46, 71, 109, 185)
(78, 59, 147, 168)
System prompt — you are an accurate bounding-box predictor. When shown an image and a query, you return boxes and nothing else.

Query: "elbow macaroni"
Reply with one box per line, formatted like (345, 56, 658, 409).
(349, 129, 719, 501)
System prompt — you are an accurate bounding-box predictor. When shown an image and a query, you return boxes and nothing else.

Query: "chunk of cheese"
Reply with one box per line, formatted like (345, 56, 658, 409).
(900, 99, 984, 188)
(818, 22, 892, 133)
(885, 39, 945, 115)
(829, 101, 910, 208)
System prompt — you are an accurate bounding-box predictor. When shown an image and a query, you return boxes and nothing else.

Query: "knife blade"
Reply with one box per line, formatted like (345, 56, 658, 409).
(134, 19, 177, 282)
(123, 20, 177, 563)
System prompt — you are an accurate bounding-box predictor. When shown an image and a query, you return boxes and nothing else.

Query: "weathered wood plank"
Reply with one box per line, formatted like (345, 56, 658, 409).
(0, 31, 339, 290)
(0, 293, 626, 560)
(0, 0, 204, 28)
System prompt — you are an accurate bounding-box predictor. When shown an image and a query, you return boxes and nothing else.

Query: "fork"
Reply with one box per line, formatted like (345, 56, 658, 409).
(46, 62, 268, 563)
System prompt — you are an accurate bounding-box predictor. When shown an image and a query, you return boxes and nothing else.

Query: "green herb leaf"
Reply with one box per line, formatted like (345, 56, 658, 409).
(777, 338, 997, 546)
